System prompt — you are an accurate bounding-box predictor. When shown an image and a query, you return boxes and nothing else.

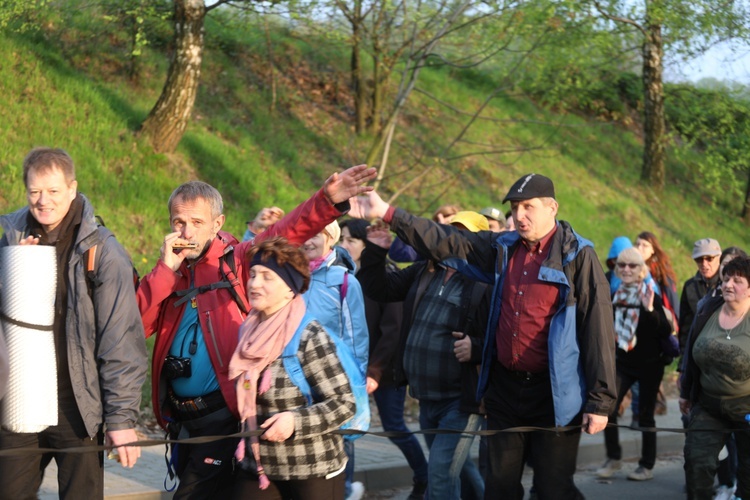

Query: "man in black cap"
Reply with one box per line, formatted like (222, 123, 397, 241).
(350, 173, 616, 500)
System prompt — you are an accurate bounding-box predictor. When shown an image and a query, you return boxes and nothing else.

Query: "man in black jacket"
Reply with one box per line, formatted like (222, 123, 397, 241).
(351, 174, 616, 500)
(678, 238, 722, 349)
(357, 212, 489, 500)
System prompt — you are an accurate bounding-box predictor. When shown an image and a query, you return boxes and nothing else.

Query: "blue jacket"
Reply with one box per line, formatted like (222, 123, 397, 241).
(388, 209, 616, 427)
(302, 247, 369, 377)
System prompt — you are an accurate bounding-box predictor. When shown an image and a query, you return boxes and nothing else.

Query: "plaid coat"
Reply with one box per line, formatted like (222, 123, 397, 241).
(257, 319, 355, 480)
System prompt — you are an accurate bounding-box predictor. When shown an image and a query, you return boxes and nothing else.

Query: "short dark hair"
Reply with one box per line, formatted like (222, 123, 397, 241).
(339, 219, 370, 241)
(245, 237, 311, 293)
(23, 148, 76, 187)
(168, 181, 223, 219)
(721, 246, 747, 264)
(722, 256, 750, 283)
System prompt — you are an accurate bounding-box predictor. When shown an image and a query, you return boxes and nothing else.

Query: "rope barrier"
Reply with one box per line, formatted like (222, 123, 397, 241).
(0, 422, 740, 457)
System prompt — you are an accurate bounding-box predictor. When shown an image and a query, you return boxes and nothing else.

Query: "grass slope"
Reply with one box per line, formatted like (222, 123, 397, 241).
(0, 16, 747, 289)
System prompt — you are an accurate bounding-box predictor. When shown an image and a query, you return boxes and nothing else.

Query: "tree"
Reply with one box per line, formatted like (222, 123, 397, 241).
(140, 0, 232, 154)
(590, 0, 750, 190)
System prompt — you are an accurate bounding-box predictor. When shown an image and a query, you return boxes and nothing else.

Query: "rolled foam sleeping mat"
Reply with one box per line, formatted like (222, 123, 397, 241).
(0, 245, 57, 433)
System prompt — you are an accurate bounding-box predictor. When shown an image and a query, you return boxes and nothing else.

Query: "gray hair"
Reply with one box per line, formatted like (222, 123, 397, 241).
(168, 181, 224, 219)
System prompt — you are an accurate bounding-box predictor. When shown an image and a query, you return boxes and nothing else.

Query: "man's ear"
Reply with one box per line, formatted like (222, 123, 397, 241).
(213, 214, 226, 235)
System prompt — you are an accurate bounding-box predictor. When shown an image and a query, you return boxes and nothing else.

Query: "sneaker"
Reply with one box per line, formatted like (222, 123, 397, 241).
(596, 459, 622, 478)
(346, 481, 365, 500)
(627, 466, 653, 481)
(714, 484, 736, 500)
(407, 479, 428, 500)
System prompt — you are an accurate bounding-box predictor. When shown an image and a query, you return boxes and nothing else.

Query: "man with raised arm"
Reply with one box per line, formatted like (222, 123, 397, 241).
(137, 165, 375, 499)
(350, 173, 616, 500)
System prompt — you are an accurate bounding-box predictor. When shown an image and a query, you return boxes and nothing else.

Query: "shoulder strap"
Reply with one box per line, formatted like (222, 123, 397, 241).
(219, 246, 250, 315)
(281, 313, 315, 405)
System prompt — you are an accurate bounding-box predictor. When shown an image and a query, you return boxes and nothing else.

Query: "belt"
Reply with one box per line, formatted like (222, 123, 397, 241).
(498, 363, 548, 382)
(168, 389, 227, 421)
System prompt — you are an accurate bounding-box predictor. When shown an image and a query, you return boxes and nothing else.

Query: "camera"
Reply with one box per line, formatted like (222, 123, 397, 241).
(164, 355, 192, 380)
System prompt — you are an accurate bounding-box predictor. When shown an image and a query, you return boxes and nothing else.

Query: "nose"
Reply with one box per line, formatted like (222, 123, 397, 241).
(181, 224, 194, 240)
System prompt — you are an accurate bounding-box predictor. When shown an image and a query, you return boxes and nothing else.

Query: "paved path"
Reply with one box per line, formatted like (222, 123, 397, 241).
(36, 399, 687, 499)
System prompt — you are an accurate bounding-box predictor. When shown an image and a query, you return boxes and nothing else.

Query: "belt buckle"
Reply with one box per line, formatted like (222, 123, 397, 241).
(194, 397, 207, 411)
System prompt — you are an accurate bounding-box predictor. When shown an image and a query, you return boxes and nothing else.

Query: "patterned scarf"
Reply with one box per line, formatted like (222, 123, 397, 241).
(228, 294, 306, 489)
(612, 281, 647, 352)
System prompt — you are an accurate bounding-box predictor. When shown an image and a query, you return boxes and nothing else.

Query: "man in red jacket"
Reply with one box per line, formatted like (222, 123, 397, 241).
(137, 165, 374, 499)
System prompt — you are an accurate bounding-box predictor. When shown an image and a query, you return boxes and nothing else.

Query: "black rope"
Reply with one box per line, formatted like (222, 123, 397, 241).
(0, 423, 738, 457)
(0, 312, 53, 331)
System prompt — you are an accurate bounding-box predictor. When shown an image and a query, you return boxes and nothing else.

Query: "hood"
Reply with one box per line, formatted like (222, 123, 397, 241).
(607, 236, 632, 260)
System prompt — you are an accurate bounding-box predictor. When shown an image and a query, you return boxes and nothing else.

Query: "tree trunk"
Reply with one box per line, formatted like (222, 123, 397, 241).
(641, 22, 665, 190)
(352, 25, 366, 134)
(140, 0, 205, 154)
(370, 55, 383, 134)
(743, 167, 750, 223)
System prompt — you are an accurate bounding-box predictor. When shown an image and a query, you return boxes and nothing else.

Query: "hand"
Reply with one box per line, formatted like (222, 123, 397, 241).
(350, 191, 390, 220)
(323, 164, 376, 204)
(582, 413, 607, 434)
(105, 428, 141, 468)
(641, 283, 655, 311)
(679, 397, 691, 416)
(366, 376, 379, 394)
(160, 231, 190, 272)
(452, 332, 471, 362)
(18, 235, 39, 245)
(365, 223, 393, 249)
(260, 412, 295, 442)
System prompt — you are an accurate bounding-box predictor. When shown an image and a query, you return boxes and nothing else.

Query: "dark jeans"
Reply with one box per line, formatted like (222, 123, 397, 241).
(172, 407, 239, 499)
(232, 469, 345, 500)
(685, 403, 750, 500)
(483, 362, 583, 500)
(0, 395, 103, 500)
(604, 360, 664, 469)
(344, 439, 355, 496)
(373, 385, 428, 483)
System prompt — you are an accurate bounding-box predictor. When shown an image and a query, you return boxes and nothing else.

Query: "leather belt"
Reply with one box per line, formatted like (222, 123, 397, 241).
(168, 389, 226, 421)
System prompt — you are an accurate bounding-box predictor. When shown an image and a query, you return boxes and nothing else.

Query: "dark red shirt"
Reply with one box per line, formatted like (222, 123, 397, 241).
(496, 226, 560, 373)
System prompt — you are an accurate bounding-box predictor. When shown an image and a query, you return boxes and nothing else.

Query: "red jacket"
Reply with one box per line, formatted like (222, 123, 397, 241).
(138, 189, 344, 429)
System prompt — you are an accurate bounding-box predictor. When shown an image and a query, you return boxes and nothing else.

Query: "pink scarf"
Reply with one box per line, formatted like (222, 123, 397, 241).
(228, 294, 307, 489)
(308, 250, 332, 273)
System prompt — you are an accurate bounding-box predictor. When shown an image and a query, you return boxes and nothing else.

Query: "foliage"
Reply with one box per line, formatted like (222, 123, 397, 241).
(666, 83, 750, 212)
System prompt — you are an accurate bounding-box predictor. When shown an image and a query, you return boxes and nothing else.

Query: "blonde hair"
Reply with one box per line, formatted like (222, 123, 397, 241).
(614, 247, 648, 280)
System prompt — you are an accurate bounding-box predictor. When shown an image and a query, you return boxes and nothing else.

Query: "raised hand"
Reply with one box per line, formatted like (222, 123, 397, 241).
(365, 223, 393, 249)
(349, 191, 390, 220)
(641, 283, 655, 311)
(323, 164, 377, 204)
(161, 231, 190, 272)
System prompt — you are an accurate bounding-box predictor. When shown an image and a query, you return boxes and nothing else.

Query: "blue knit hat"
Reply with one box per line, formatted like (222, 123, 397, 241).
(607, 236, 632, 260)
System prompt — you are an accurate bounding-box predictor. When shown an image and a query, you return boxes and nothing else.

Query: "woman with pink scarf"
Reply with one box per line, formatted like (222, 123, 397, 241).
(229, 237, 355, 499)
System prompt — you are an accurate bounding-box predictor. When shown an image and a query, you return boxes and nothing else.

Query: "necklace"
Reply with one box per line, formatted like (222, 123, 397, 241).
(720, 306, 748, 340)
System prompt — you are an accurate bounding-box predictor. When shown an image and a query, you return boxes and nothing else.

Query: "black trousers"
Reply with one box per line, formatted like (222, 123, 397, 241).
(483, 362, 584, 500)
(603, 360, 665, 469)
(0, 395, 103, 500)
(172, 407, 239, 500)
(232, 469, 345, 500)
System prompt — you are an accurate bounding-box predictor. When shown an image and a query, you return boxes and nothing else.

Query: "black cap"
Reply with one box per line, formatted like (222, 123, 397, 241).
(502, 173, 555, 203)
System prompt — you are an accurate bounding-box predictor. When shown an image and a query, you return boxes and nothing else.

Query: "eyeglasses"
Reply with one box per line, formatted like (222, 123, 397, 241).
(617, 263, 640, 269)
(694, 255, 717, 264)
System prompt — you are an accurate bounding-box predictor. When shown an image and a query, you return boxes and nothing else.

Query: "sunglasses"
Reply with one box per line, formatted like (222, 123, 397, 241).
(694, 255, 717, 264)
(617, 263, 640, 269)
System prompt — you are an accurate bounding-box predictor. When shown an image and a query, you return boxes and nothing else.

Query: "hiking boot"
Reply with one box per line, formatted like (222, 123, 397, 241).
(627, 466, 653, 481)
(596, 459, 622, 478)
(407, 479, 428, 500)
